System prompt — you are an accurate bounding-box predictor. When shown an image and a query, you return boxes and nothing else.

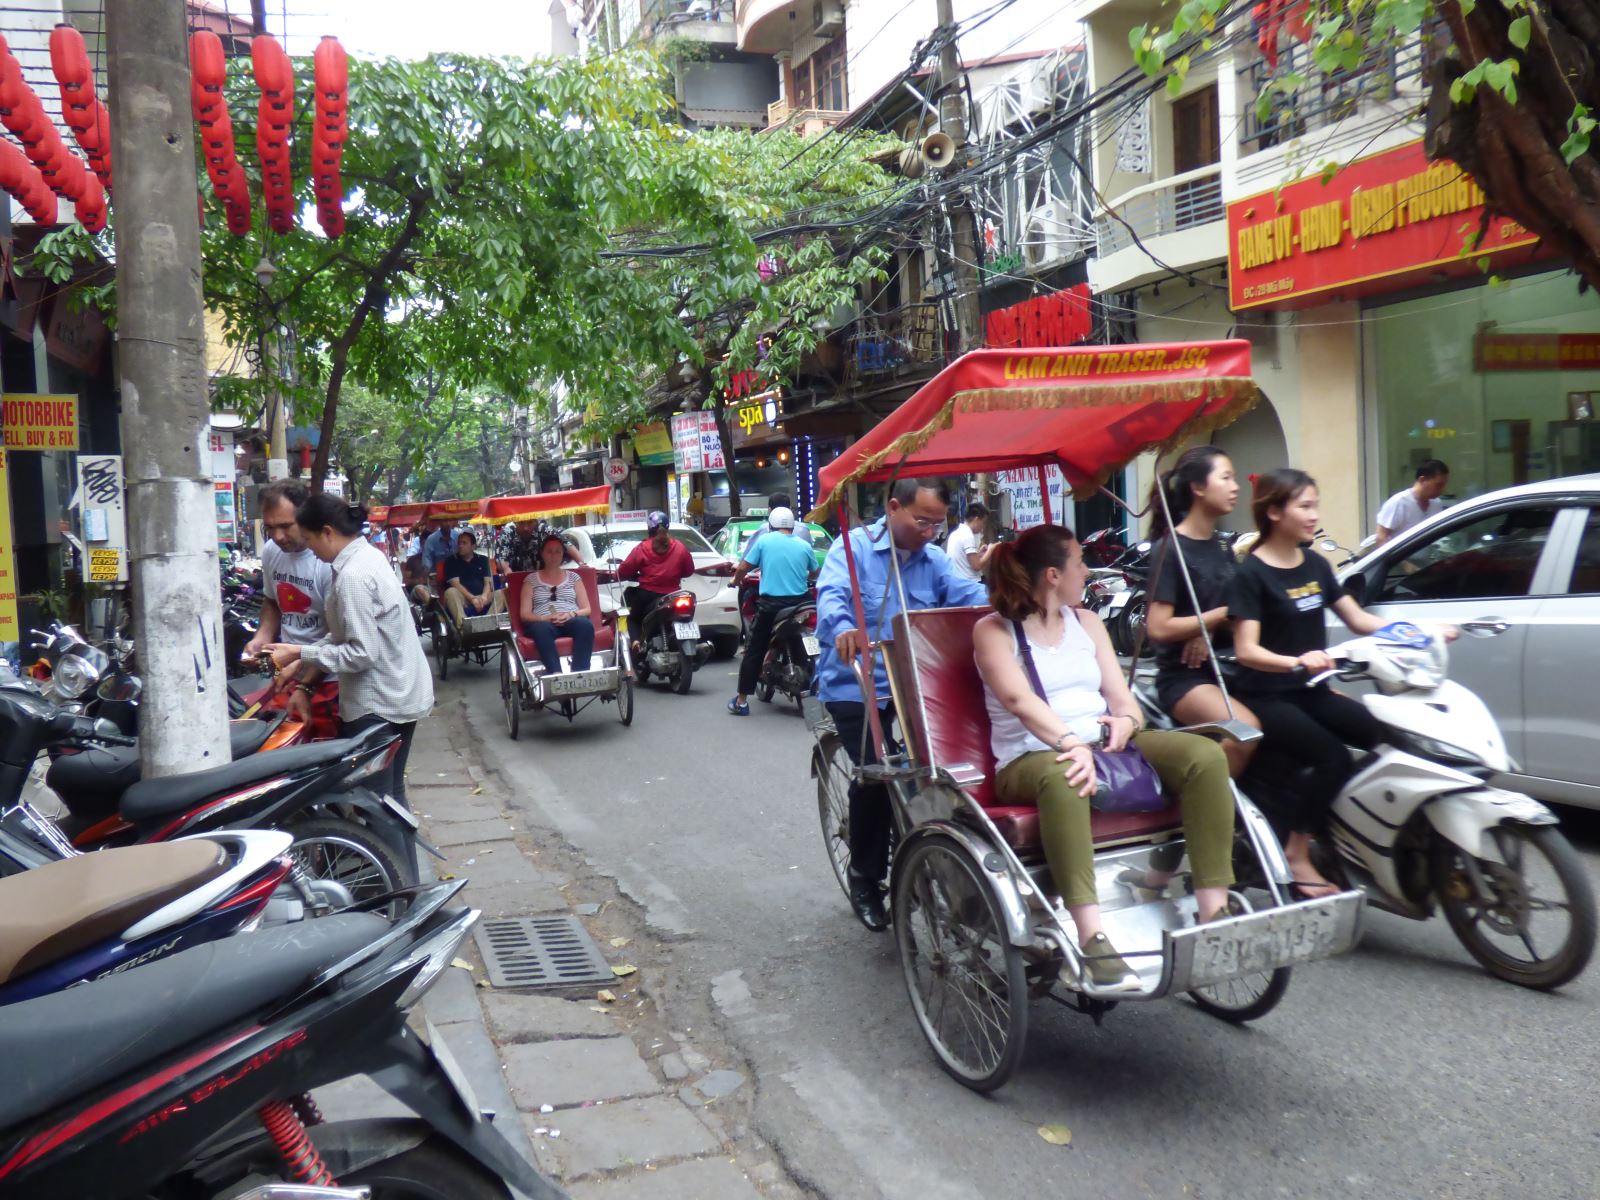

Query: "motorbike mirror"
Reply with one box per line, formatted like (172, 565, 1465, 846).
(1317, 539, 1341, 554)
(1136, 541, 1151, 552)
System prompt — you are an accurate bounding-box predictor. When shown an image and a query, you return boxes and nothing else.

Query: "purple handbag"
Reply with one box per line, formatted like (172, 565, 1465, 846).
(1011, 617, 1165, 813)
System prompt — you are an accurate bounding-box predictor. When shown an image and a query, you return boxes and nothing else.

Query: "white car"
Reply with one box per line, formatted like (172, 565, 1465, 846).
(563, 522, 741, 656)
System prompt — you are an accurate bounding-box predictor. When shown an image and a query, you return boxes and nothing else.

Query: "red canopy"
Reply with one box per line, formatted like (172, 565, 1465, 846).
(382, 502, 429, 529)
(367, 505, 389, 524)
(426, 498, 480, 523)
(812, 341, 1257, 519)
(472, 486, 611, 525)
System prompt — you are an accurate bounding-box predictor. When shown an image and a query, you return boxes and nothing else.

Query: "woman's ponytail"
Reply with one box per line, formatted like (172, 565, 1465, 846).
(985, 524, 1076, 622)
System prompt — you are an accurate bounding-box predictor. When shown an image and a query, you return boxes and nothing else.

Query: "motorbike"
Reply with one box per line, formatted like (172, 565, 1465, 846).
(1080, 525, 1128, 568)
(1095, 538, 1151, 655)
(0, 690, 431, 905)
(0, 883, 566, 1199)
(631, 588, 711, 694)
(1307, 622, 1596, 989)
(0, 828, 350, 1005)
(751, 597, 821, 710)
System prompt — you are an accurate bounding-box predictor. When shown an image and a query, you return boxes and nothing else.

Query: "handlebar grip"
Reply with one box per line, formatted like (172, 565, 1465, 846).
(94, 730, 138, 747)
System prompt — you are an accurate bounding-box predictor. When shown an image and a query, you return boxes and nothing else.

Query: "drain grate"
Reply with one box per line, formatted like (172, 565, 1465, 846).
(474, 915, 613, 990)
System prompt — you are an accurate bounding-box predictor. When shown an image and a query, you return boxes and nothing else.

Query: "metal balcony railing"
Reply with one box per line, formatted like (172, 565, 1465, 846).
(1094, 163, 1225, 257)
(649, 0, 734, 25)
(765, 98, 849, 132)
(845, 304, 945, 381)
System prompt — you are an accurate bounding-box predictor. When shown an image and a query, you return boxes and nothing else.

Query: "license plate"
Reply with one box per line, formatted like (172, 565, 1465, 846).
(673, 621, 700, 639)
(1180, 895, 1359, 989)
(802, 635, 820, 656)
(1105, 592, 1131, 612)
(546, 669, 615, 697)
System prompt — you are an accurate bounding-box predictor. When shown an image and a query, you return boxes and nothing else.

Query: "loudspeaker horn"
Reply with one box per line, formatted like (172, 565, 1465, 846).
(920, 131, 956, 170)
(897, 146, 925, 178)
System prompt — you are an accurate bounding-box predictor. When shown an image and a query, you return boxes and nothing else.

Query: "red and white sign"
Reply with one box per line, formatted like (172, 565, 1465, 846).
(1227, 140, 1548, 311)
(1474, 332, 1600, 371)
(670, 411, 725, 474)
(604, 457, 629, 484)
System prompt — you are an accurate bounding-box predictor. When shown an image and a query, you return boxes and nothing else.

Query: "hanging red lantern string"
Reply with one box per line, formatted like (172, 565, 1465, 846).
(311, 36, 347, 238)
(0, 36, 64, 225)
(189, 29, 251, 236)
(49, 22, 110, 199)
(74, 169, 105, 233)
(252, 34, 295, 235)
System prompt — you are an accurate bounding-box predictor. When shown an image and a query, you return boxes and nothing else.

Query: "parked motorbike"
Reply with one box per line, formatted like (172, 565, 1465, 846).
(1096, 539, 1151, 655)
(1309, 622, 1596, 989)
(0, 691, 430, 905)
(0, 829, 347, 1005)
(0, 883, 566, 1199)
(1080, 525, 1128, 568)
(631, 589, 711, 694)
(752, 598, 821, 710)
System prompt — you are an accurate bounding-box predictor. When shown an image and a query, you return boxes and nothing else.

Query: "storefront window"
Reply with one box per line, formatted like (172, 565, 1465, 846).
(1369, 269, 1600, 504)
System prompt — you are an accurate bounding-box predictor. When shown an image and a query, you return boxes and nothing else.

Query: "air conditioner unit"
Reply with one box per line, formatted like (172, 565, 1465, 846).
(812, 0, 844, 37)
(1021, 201, 1082, 269)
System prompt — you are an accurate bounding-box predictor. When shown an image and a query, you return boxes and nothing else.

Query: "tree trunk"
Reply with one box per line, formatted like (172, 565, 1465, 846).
(310, 191, 430, 490)
(712, 396, 741, 518)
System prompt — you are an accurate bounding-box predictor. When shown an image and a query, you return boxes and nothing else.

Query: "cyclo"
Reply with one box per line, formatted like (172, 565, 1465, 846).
(420, 497, 509, 680)
(488, 486, 634, 734)
(807, 340, 1365, 1092)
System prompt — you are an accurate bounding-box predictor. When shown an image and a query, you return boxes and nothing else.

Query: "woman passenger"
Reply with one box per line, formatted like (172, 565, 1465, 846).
(1145, 445, 1260, 777)
(974, 525, 1237, 991)
(520, 532, 595, 675)
(1229, 469, 1451, 896)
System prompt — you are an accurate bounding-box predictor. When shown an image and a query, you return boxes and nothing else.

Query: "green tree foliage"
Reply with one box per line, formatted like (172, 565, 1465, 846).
(1129, 0, 1600, 290)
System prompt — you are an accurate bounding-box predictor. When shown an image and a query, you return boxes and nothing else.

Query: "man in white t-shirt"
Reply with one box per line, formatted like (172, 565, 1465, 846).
(244, 480, 334, 724)
(1375, 459, 1449, 545)
(945, 502, 992, 581)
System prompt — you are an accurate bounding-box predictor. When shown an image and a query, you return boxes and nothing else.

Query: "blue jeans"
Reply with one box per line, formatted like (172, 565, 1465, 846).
(523, 617, 594, 673)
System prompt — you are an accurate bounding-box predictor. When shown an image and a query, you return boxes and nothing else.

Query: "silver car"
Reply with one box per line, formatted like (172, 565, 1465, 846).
(1336, 473, 1600, 810)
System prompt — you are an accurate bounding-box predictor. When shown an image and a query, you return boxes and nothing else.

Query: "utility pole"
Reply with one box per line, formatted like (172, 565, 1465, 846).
(107, 0, 232, 776)
(936, 0, 981, 353)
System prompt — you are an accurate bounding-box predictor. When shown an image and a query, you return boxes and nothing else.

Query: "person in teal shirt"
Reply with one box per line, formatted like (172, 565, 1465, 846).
(729, 506, 817, 716)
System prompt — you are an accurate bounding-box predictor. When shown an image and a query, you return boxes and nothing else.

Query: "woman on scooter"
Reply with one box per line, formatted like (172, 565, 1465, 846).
(265, 494, 434, 810)
(1145, 445, 1260, 777)
(617, 512, 694, 653)
(520, 532, 595, 674)
(1229, 468, 1453, 896)
(974, 524, 1238, 991)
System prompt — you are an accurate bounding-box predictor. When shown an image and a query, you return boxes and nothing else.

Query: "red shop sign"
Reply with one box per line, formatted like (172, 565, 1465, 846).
(984, 285, 1092, 349)
(1227, 140, 1548, 311)
(1474, 332, 1600, 371)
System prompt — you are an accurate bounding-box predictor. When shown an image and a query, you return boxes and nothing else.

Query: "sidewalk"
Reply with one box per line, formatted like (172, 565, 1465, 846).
(391, 692, 799, 1199)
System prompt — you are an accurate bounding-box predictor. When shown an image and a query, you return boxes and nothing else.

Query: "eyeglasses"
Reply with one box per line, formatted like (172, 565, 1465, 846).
(909, 516, 945, 531)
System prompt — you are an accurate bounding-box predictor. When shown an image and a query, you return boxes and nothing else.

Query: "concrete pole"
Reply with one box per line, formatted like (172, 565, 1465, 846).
(107, 0, 232, 776)
(263, 331, 289, 481)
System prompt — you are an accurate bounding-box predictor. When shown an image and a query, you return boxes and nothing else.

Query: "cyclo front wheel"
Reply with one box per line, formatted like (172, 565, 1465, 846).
(893, 831, 1028, 1092)
(814, 736, 853, 899)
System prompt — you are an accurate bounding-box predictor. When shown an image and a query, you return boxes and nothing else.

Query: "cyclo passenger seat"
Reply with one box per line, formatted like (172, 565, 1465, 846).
(505, 568, 615, 667)
(885, 606, 1183, 857)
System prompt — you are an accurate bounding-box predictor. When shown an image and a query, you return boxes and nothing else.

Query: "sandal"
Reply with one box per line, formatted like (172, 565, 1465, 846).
(1290, 879, 1341, 901)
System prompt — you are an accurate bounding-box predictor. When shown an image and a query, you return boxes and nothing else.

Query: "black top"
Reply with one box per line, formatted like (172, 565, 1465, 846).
(443, 551, 492, 595)
(1228, 550, 1343, 694)
(1149, 533, 1235, 672)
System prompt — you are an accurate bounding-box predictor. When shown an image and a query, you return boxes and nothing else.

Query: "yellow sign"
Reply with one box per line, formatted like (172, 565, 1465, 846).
(0, 450, 18, 642)
(631, 422, 675, 466)
(2, 393, 79, 451)
(88, 548, 122, 582)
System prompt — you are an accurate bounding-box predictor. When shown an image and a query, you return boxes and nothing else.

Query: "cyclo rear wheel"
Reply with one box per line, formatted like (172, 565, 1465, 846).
(893, 831, 1027, 1092)
(814, 736, 853, 899)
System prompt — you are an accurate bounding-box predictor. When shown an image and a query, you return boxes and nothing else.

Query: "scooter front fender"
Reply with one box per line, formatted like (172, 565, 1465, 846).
(1425, 789, 1558, 861)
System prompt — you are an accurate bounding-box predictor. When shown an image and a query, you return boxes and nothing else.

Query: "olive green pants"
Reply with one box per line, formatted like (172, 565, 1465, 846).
(995, 730, 1235, 908)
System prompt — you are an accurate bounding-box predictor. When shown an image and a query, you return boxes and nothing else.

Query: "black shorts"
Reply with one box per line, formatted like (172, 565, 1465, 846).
(1155, 665, 1222, 715)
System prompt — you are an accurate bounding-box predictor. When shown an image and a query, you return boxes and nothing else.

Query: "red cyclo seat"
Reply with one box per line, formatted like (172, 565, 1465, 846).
(886, 607, 1182, 855)
(505, 568, 615, 663)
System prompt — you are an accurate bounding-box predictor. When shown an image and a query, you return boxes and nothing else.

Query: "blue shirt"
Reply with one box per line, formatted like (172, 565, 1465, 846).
(423, 528, 454, 574)
(746, 522, 814, 555)
(744, 529, 814, 597)
(815, 518, 989, 705)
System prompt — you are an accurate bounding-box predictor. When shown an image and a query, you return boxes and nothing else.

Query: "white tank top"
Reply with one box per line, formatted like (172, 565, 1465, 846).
(984, 608, 1108, 772)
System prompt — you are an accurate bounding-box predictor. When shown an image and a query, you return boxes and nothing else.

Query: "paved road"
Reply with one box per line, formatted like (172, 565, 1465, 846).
(450, 660, 1600, 1200)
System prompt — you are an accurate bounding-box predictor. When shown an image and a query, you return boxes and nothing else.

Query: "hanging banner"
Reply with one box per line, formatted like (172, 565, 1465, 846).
(207, 428, 236, 482)
(670, 411, 725, 474)
(75, 453, 129, 584)
(631, 421, 676, 467)
(0, 449, 18, 647)
(215, 481, 237, 543)
(996, 465, 1067, 531)
(2, 393, 79, 451)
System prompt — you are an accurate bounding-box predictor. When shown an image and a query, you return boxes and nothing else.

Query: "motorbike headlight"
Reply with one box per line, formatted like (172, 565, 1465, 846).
(1385, 647, 1445, 690)
(53, 653, 98, 700)
(1404, 730, 1484, 768)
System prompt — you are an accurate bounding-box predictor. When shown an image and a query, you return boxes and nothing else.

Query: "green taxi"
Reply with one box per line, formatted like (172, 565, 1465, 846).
(710, 511, 832, 570)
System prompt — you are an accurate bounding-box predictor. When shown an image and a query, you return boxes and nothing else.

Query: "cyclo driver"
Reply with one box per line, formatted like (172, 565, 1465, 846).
(814, 477, 988, 930)
(242, 478, 337, 735)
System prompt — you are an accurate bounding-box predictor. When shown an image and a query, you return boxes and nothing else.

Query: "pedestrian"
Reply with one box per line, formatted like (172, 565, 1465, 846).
(243, 479, 333, 730)
(441, 529, 506, 631)
(944, 501, 992, 581)
(617, 512, 695, 653)
(1374, 459, 1449, 544)
(815, 477, 990, 930)
(265, 494, 434, 811)
(728, 506, 816, 715)
(520, 532, 595, 675)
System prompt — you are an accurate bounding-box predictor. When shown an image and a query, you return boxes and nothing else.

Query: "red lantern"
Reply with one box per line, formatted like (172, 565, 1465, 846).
(0, 52, 25, 115)
(26, 186, 57, 225)
(49, 24, 92, 92)
(252, 34, 293, 100)
(0, 139, 25, 192)
(313, 37, 348, 100)
(189, 31, 226, 94)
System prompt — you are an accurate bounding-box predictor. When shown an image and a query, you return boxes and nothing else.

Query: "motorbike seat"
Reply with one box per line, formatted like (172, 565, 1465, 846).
(886, 607, 1184, 856)
(0, 913, 386, 1131)
(0, 841, 230, 984)
(119, 737, 360, 825)
(48, 720, 277, 820)
(772, 602, 814, 626)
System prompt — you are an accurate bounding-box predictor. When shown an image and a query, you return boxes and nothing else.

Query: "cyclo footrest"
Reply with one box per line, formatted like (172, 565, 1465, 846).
(858, 762, 929, 783)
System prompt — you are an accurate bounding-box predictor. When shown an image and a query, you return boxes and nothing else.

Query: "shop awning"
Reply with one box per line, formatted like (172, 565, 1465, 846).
(812, 342, 1257, 519)
(471, 485, 612, 525)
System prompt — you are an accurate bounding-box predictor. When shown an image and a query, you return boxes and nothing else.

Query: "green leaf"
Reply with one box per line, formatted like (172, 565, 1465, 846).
(1561, 128, 1591, 164)
(1166, 73, 1184, 98)
(1507, 14, 1531, 49)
